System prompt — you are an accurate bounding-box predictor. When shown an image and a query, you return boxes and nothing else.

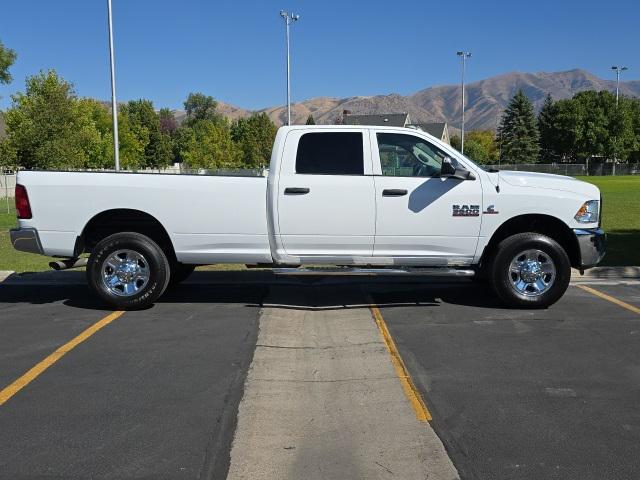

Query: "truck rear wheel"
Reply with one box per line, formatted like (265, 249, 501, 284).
(488, 232, 570, 308)
(87, 232, 171, 310)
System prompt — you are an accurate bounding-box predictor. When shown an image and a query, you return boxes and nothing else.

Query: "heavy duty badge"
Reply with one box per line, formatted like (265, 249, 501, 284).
(483, 204, 499, 214)
(452, 205, 480, 217)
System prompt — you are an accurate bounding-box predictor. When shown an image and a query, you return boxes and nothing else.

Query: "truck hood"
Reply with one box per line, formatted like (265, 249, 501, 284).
(498, 170, 599, 198)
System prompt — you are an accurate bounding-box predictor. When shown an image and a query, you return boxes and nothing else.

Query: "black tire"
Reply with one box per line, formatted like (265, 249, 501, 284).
(169, 263, 196, 286)
(87, 232, 171, 310)
(488, 232, 571, 308)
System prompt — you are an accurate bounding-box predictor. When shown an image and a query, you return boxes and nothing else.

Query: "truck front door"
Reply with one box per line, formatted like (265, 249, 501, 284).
(276, 129, 375, 262)
(371, 131, 482, 265)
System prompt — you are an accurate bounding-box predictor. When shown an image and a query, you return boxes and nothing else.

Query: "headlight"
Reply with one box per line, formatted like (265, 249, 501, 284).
(575, 200, 599, 223)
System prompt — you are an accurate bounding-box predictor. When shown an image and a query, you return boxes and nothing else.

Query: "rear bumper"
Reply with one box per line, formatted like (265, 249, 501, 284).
(10, 228, 44, 255)
(574, 228, 606, 269)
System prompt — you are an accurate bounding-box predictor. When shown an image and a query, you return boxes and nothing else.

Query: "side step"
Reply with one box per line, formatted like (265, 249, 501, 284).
(273, 267, 475, 277)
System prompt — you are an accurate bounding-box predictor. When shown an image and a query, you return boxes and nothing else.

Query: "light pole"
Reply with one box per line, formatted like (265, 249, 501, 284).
(107, 0, 120, 170)
(456, 51, 471, 154)
(611, 65, 628, 106)
(280, 10, 299, 126)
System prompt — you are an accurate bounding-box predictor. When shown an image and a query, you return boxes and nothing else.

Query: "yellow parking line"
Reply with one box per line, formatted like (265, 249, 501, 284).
(576, 285, 640, 316)
(0, 310, 125, 407)
(370, 304, 432, 422)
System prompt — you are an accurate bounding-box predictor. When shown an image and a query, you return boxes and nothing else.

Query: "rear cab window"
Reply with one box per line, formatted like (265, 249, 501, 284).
(295, 132, 364, 175)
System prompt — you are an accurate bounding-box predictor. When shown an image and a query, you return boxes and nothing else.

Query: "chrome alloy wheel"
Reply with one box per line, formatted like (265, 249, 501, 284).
(508, 249, 556, 297)
(101, 249, 150, 297)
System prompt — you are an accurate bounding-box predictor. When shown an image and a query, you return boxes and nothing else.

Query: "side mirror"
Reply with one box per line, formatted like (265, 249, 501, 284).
(441, 157, 475, 180)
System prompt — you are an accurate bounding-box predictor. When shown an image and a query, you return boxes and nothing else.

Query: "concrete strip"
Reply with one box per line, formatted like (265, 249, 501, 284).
(0, 271, 14, 283)
(227, 286, 459, 480)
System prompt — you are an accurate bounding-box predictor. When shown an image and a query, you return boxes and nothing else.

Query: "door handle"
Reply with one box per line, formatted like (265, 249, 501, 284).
(284, 187, 310, 195)
(382, 189, 408, 197)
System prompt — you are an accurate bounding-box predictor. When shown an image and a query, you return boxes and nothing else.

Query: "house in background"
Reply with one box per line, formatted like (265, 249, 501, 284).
(342, 111, 451, 145)
(343, 112, 411, 128)
(408, 122, 451, 145)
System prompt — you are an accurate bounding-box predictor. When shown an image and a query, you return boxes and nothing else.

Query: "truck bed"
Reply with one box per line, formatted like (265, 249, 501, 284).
(16, 170, 272, 263)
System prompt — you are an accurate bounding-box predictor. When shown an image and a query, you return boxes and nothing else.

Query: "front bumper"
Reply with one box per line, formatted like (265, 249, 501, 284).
(574, 228, 606, 269)
(10, 228, 44, 255)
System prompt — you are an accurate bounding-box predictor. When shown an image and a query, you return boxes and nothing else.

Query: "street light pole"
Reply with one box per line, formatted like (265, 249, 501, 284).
(611, 65, 628, 106)
(107, 0, 120, 171)
(280, 11, 299, 126)
(457, 51, 471, 154)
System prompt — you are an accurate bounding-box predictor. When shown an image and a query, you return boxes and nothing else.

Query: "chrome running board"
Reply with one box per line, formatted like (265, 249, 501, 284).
(273, 267, 475, 277)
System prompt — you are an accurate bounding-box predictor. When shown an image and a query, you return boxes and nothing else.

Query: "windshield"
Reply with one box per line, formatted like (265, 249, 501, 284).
(455, 151, 496, 172)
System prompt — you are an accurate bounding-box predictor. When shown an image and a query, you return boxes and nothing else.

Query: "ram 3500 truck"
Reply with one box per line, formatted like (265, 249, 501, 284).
(11, 125, 605, 309)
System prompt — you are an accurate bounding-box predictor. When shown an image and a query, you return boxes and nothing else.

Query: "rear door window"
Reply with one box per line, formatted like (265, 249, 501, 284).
(295, 132, 364, 175)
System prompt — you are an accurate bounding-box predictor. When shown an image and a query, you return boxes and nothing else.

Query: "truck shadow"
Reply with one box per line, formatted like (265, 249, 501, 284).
(0, 271, 507, 311)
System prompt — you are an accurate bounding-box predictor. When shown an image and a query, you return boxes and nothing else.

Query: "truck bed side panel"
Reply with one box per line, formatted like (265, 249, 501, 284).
(16, 171, 271, 263)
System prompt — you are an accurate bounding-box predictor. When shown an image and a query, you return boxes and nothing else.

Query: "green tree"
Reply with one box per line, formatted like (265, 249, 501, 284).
(231, 113, 277, 168)
(305, 114, 315, 125)
(178, 120, 241, 170)
(497, 90, 540, 163)
(550, 90, 635, 162)
(183, 92, 222, 126)
(464, 130, 499, 164)
(122, 99, 173, 168)
(4, 70, 89, 169)
(2, 70, 148, 170)
(450, 134, 461, 151)
(537, 94, 559, 162)
(0, 40, 17, 85)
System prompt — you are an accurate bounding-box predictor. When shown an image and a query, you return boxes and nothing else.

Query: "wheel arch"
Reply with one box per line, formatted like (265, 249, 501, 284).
(481, 214, 580, 269)
(78, 209, 176, 262)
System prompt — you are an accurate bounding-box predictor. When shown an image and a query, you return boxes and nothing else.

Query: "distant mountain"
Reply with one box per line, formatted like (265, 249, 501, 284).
(173, 69, 639, 132)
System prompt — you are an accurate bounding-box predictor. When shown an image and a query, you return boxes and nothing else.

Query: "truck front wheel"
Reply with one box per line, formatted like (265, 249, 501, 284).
(488, 232, 571, 308)
(87, 232, 171, 310)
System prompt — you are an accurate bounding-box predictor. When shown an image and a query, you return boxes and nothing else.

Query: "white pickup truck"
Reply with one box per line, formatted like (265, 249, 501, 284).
(11, 125, 605, 309)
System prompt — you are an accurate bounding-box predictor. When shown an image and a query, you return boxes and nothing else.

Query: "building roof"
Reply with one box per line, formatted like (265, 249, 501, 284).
(412, 122, 448, 139)
(344, 113, 410, 127)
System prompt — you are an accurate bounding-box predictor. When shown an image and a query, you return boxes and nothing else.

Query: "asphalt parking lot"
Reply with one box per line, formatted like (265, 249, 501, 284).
(1, 271, 639, 479)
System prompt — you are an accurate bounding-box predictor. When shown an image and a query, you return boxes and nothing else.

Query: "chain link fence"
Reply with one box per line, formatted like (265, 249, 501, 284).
(485, 163, 640, 176)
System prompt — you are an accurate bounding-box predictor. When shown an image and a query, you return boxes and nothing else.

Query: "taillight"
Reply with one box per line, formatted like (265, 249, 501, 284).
(15, 184, 32, 219)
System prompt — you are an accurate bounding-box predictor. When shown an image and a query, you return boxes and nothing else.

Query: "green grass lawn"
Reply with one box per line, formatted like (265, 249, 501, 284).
(0, 230, 55, 272)
(0, 199, 55, 272)
(575, 176, 640, 266)
(0, 176, 638, 272)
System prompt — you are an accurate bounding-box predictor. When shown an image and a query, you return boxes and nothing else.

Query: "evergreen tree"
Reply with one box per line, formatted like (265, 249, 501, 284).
(537, 94, 558, 162)
(305, 114, 315, 125)
(497, 89, 540, 163)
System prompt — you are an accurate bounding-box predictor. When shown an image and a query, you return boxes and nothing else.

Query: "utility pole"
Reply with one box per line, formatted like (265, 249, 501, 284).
(107, 0, 120, 170)
(457, 51, 472, 153)
(280, 11, 299, 126)
(611, 65, 628, 106)
(610, 66, 628, 176)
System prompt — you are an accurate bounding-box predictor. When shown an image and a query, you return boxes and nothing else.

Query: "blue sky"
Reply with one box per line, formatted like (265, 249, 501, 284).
(0, 0, 638, 111)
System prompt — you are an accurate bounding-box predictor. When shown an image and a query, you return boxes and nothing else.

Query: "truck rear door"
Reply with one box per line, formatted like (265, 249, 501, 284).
(276, 129, 375, 261)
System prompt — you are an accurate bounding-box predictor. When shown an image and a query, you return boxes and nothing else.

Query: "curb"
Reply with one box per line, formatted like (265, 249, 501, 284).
(571, 266, 640, 280)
